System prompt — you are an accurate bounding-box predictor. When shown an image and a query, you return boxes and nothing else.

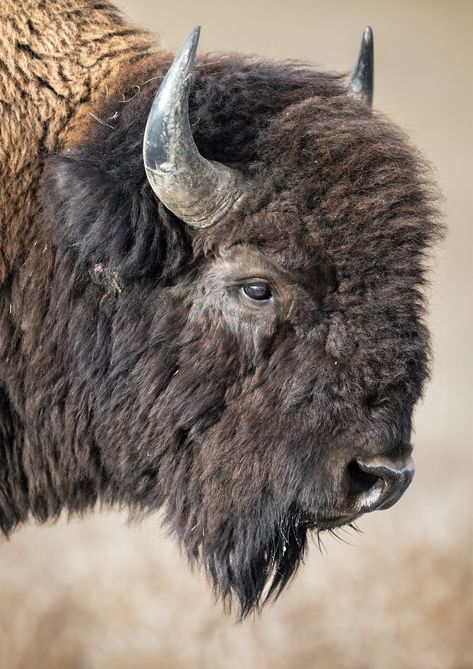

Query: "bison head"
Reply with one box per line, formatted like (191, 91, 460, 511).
(17, 27, 441, 616)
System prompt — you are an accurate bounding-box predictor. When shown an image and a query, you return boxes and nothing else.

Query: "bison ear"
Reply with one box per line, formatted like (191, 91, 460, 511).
(347, 26, 374, 107)
(43, 152, 190, 283)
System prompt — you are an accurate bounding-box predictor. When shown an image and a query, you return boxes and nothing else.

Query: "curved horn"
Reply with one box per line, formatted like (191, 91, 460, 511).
(143, 26, 247, 228)
(348, 26, 374, 107)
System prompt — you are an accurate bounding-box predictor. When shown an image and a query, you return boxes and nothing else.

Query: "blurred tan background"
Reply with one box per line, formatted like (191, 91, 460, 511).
(1, 1, 471, 667)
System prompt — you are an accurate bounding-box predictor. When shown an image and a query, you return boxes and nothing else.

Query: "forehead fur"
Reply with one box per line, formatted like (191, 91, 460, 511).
(197, 93, 439, 274)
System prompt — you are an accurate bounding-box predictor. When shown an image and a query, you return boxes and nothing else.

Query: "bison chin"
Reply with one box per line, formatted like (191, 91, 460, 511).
(168, 502, 311, 619)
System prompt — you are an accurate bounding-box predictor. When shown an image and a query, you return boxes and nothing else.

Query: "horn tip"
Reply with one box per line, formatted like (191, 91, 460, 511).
(188, 25, 202, 46)
(347, 25, 374, 108)
(359, 26, 374, 59)
(181, 25, 202, 56)
(363, 25, 373, 43)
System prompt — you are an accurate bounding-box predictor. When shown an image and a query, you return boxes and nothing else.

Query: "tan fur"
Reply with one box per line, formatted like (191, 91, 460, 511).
(0, 0, 151, 285)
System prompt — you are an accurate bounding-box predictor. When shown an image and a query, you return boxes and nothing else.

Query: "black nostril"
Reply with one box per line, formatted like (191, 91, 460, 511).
(346, 454, 415, 513)
(347, 459, 380, 494)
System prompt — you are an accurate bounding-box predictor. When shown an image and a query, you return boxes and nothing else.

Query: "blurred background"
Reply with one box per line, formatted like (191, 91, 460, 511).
(1, 1, 471, 667)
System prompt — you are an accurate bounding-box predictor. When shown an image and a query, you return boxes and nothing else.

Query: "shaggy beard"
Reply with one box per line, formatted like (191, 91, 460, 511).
(176, 504, 312, 619)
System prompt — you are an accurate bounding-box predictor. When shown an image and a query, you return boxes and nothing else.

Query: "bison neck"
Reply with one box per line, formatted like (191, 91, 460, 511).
(0, 0, 154, 533)
(0, 0, 151, 285)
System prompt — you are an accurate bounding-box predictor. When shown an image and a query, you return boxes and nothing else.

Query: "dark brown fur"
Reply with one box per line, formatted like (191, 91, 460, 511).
(0, 0, 442, 616)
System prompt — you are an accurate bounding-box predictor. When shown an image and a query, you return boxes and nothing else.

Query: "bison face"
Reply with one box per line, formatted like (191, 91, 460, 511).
(37, 28, 441, 617)
(130, 228, 420, 616)
(184, 242, 415, 527)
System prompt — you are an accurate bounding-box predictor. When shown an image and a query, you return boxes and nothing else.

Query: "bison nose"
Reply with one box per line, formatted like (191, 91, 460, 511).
(347, 453, 415, 513)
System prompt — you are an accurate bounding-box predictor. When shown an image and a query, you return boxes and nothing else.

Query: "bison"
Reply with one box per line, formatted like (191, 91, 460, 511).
(0, 0, 441, 616)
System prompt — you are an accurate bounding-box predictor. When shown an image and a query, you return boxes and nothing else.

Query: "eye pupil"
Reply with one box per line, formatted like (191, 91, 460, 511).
(242, 283, 272, 301)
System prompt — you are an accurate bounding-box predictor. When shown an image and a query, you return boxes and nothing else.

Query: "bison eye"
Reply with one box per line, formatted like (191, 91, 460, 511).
(241, 282, 273, 302)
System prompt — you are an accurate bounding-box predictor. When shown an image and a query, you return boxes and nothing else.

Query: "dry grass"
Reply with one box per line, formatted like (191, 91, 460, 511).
(0, 444, 471, 669)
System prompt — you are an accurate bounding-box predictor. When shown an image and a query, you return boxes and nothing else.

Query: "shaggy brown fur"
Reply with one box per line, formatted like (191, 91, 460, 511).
(0, 0, 152, 284)
(0, 0, 442, 616)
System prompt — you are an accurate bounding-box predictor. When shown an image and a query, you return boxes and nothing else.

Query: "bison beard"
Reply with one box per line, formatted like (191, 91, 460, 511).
(0, 1, 443, 618)
(185, 506, 311, 618)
